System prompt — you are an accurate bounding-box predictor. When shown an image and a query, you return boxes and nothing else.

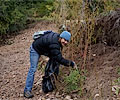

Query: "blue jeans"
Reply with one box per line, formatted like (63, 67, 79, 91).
(24, 45, 40, 92)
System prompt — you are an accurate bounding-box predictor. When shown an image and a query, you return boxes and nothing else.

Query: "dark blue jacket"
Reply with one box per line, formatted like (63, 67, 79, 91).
(32, 31, 71, 66)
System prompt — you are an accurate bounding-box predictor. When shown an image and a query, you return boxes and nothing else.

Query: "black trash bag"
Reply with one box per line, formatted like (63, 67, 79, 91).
(42, 58, 60, 93)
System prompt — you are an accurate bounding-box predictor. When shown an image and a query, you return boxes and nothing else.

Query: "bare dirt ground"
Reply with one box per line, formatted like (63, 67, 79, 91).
(83, 44, 120, 100)
(0, 21, 61, 100)
(0, 21, 120, 100)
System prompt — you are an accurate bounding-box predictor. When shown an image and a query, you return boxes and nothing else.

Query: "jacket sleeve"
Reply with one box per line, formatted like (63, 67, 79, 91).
(49, 43, 71, 66)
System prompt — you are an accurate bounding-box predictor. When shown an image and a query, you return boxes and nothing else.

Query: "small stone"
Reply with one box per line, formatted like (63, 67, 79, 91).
(49, 94, 54, 99)
(94, 94, 100, 99)
(36, 92, 39, 95)
(92, 54, 96, 57)
(41, 97, 46, 100)
(46, 93, 49, 97)
(46, 99, 51, 100)
(73, 97, 78, 100)
(19, 93, 23, 97)
(39, 89, 43, 93)
(38, 97, 42, 100)
(56, 92, 59, 95)
(65, 95, 71, 100)
(56, 92, 61, 98)
(56, 95, 61, 98)
(13, 75, 16, 78)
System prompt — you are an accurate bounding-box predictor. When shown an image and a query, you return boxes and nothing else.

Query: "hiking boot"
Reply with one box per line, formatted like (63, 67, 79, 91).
(24, 91, 34, 98)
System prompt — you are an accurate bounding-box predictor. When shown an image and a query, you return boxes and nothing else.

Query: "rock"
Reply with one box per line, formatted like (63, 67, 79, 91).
(65, 95, 71, 100)
(49, 94, 54, 99)
(38, 97, 42, 100)
(46, 99, 51, 100)
(19, 93, 23, 97)
(92, 54, 96, 57)
(94, 94, 100, 100)
(56, 92, 61, 98)
(36, 91, 40, 95)
(13, 75, 16, 78)
(38, 97, 46, 100)
(46, 93, 49, 97)
(39, 89, 43, 93)
(41, 97, 46, 100)
(73, 97, 78, 100)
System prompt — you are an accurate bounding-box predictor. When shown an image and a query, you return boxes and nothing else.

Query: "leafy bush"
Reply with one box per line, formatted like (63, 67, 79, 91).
(64, 69, 86, 95)
(0, 0, 55, 36)
(35, 1, 55, 18)
(0, 0, 27, 34)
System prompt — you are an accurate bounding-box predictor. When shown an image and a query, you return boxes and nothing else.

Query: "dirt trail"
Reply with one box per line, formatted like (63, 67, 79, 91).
(0, 21, 59, 100)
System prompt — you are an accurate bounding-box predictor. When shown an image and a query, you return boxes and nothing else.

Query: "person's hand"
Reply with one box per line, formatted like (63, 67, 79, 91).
(70, 61, 78, 69)
(74, 62, 78, 70)
(70, 61, 74, 68)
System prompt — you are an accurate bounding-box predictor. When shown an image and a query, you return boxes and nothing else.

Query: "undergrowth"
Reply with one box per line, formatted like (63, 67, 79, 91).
(64, 69, 87, 96)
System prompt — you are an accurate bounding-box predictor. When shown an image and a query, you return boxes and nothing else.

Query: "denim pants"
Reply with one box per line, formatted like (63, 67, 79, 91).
(24, 45, 40, 92)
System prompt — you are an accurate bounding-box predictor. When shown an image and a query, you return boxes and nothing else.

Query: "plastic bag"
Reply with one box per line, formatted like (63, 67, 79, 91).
(42, 74, 56, 93)
(42, 58, 60, 93)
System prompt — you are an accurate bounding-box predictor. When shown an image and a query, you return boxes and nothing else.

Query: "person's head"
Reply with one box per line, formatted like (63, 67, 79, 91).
(59, 31, 71, 46)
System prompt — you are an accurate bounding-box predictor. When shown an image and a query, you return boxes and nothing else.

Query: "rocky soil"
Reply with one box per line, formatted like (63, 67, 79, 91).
(83, 43, 120, 100)
(0, 21, 120, 100)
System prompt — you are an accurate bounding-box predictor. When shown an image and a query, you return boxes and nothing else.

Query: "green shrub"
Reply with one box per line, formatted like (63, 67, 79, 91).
(0, 0, 27, 34)
(0, 0, 55, 36)
(64, 69, 86, 95)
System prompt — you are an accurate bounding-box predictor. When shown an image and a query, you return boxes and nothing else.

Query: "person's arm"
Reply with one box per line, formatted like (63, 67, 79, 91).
(49, 43, 74, 67)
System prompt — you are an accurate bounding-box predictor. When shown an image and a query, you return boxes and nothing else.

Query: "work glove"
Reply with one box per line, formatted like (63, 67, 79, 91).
(70, 61, 78, 69)
(70, 61, 75, 68)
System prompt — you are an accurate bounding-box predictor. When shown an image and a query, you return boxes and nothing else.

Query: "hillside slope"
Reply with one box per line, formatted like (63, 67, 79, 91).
(0, 21, 120, 100)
